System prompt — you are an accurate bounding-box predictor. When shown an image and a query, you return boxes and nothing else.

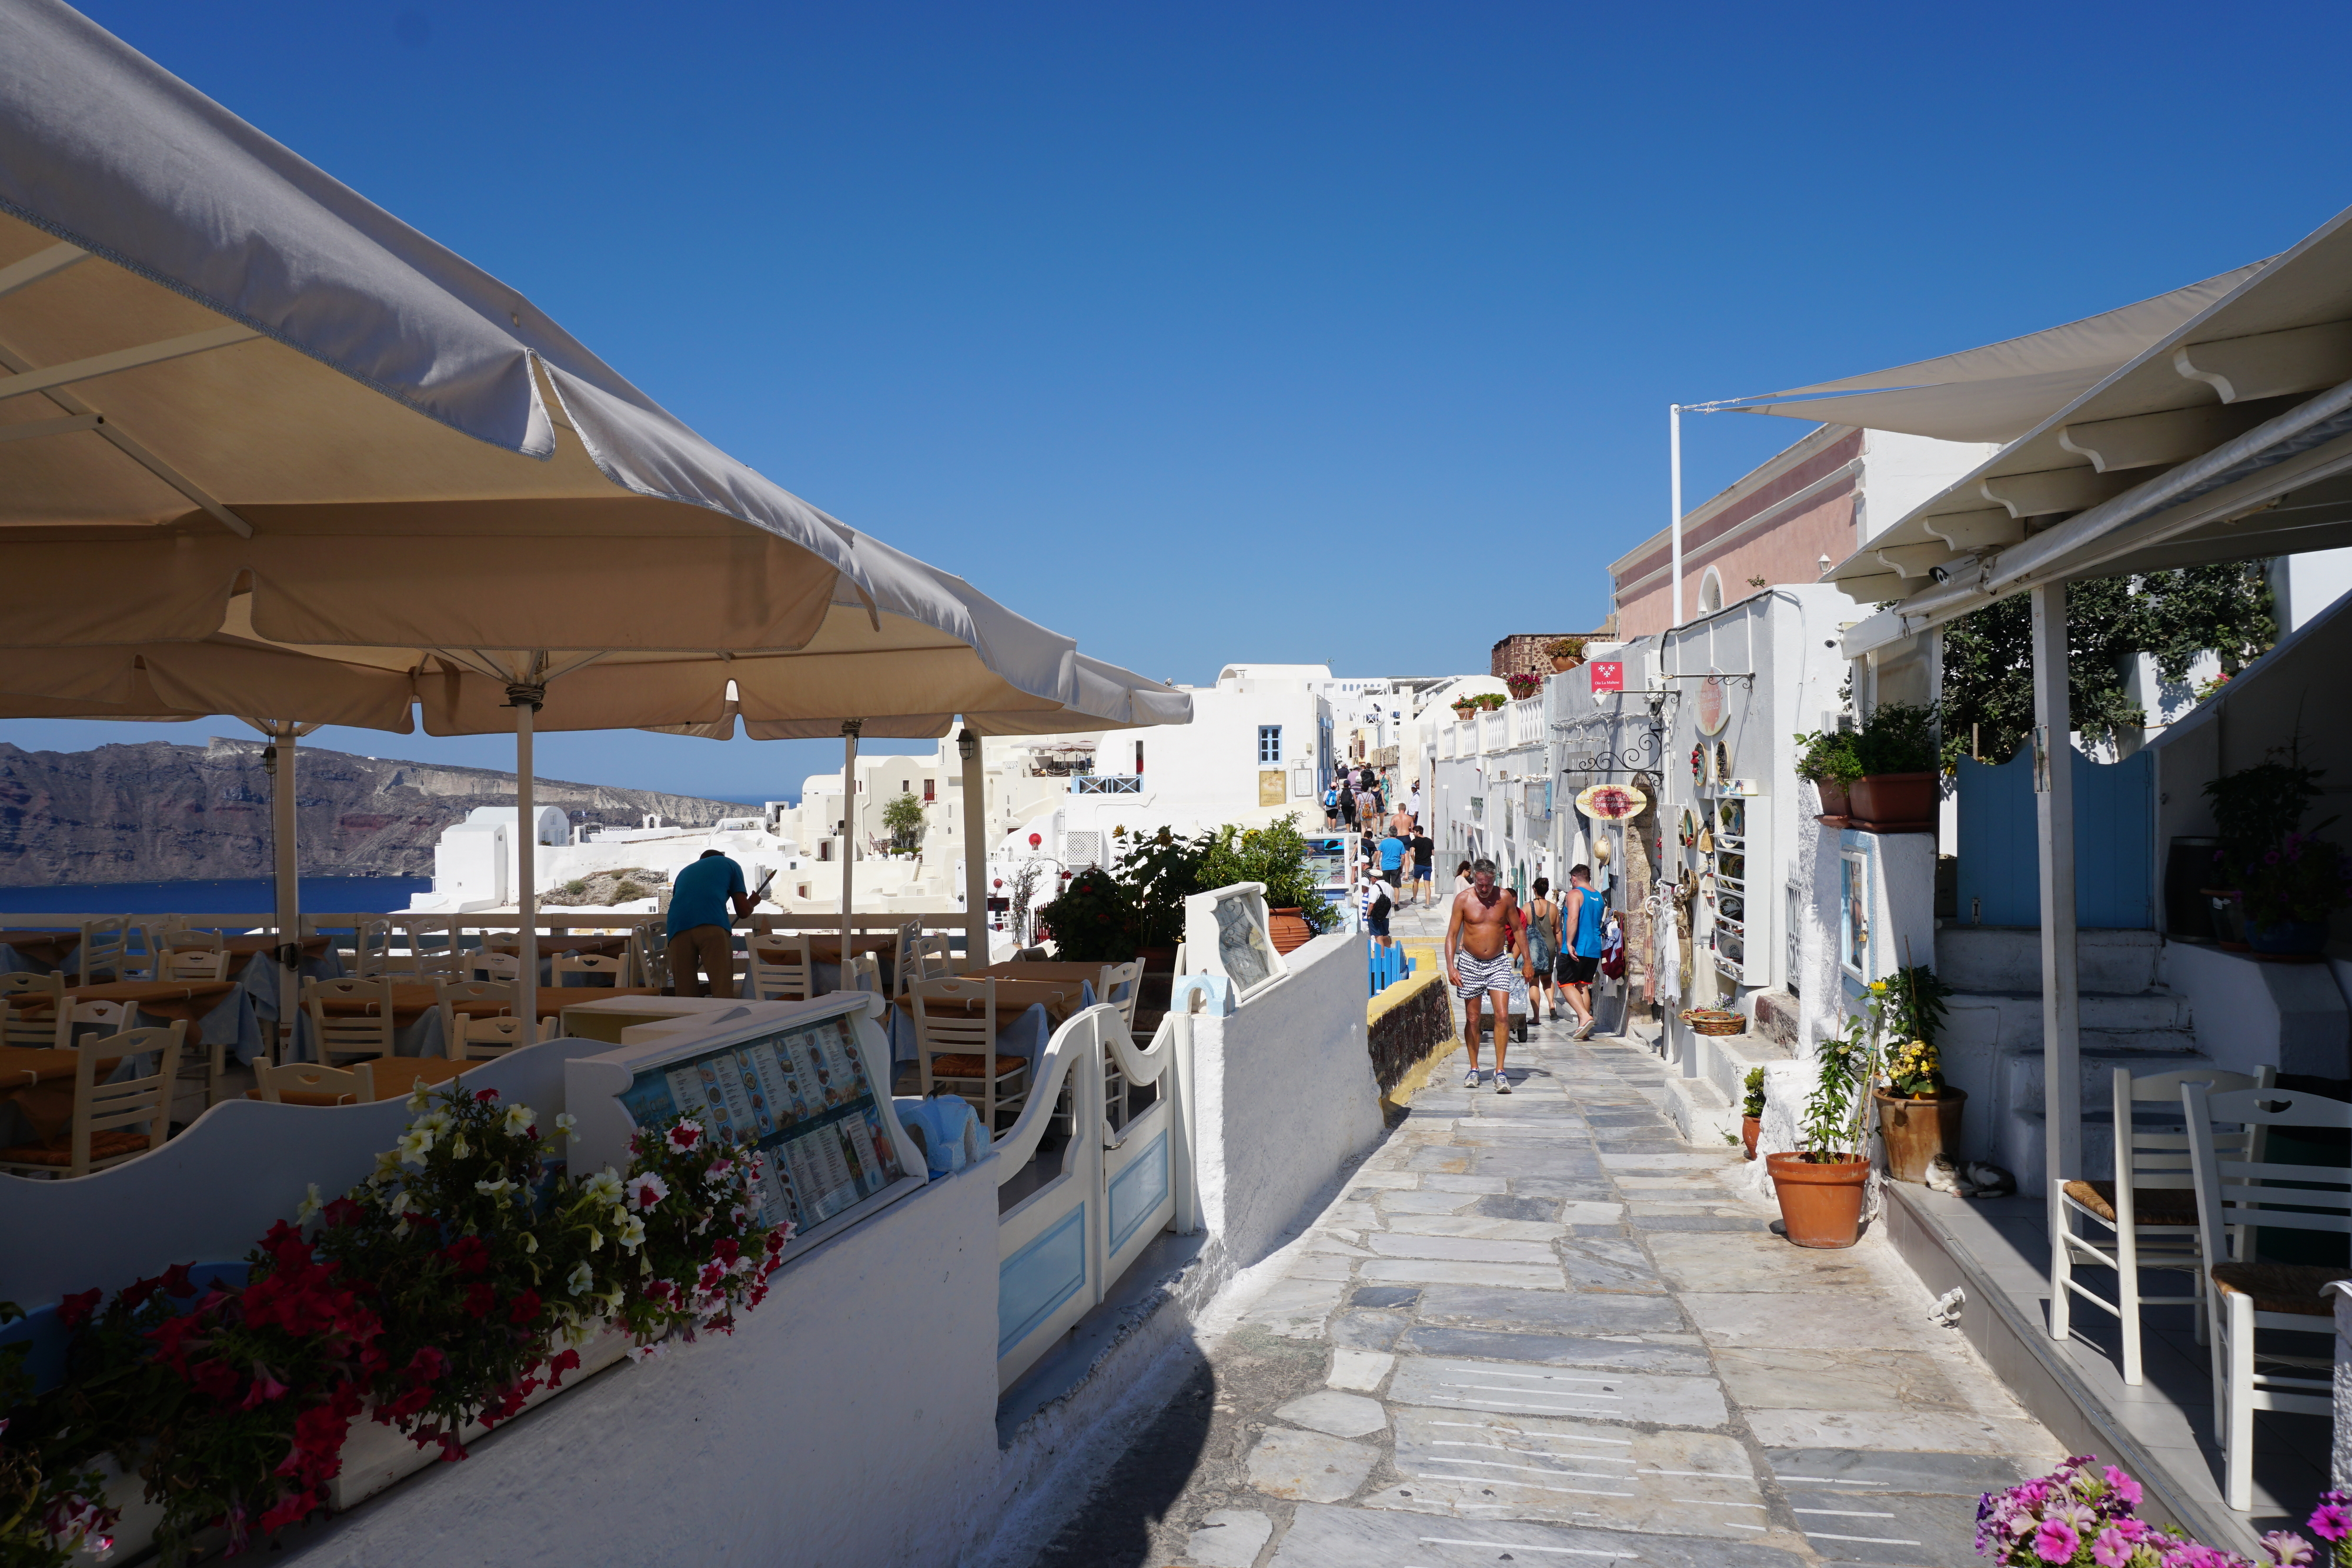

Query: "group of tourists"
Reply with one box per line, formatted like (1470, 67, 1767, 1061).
(1442, 858, 1605, 1092)
(1350, 784, 1435, 948)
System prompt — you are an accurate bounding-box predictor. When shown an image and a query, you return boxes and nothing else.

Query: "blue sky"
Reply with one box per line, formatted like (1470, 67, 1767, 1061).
(11, 0, 2352, 800)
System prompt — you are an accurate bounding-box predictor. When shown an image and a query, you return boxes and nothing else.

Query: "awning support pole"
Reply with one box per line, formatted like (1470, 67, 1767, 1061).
(269, 723, 299, 1065)
(1669, 403, 1685, 628)
(2030, 584, 2083, 1246)
(509, 678, 545, 1034)
(841, 721, 862, 974)
(959, 728, 987, 969)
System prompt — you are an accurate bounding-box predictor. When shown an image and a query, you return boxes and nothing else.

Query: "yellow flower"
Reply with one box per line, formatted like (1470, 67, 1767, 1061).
(1868, 978, 1888, 994)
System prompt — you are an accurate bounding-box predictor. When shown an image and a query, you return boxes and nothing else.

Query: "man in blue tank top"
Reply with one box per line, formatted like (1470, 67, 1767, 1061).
(1561, 864, 1605, 1040)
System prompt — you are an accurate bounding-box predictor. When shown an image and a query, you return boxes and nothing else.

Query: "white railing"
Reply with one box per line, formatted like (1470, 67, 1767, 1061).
(1478, 711, 1507, 753)
(1509, 696, 1544, 747)
(994, 1002, 1193, 1392)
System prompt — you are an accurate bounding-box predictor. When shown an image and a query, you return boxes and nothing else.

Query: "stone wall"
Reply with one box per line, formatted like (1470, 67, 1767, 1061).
(1366, 965, 1454, 1093)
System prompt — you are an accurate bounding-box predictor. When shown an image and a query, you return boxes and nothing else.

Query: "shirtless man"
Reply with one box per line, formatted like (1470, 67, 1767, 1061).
(1445, 857, 1519, 1093)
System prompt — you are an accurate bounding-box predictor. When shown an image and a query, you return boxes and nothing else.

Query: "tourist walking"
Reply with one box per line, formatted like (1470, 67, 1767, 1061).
(1322, 778, 1341, 828)
(1357, 862, 1394, 950)
(1445, 858, 1517, 1091)
(664, 848, 756, 998)
(1375, 824, 1406, 901)
(1559, 862, 1605, 1039)
(1523, 877, 1561, 1025)
(1406, 780, 1422, 826)
(1409, 825, 1435, 907)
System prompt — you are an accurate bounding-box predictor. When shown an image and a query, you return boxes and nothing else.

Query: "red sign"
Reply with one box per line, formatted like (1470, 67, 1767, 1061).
(1589, 660, 1624, 693)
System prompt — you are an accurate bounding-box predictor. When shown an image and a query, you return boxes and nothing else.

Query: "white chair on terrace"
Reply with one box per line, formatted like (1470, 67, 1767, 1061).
(349, 920, 395, 979)
(453, 1013, 554, 1060)
(0, 1022, 185, 1178)
(552, 952, 629, 989)
(1, 972, 66, 1051)
(2184, 1080, 2352, 1510)
(746, 935, 814, 1003)
(400, 918, 462, 980)
(628, 922, 669, 992)
(469, 950, 523, 984)
(2050, 1064, 2273, 1385)
(913, 977, 1025, 1136)
(161, 947, 230, 982)
(76, 917, 129, 985)
(305, 976, 397, 1066)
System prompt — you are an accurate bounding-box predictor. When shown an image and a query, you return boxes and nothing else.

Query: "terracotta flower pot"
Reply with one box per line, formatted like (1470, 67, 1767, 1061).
(1810, 777, 1852, 820)
(1267, 907, 1314, 954)
(1873, 1086, 1965, 1184)
(1766, 1151, 1870, 1248)
(1550, 655, 1584, 673)
(1849, 771, 1937, 828)
(1740, 1116, 1760, 1160)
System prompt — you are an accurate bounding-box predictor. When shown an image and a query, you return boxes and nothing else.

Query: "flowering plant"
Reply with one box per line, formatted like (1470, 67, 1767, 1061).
(2233, 831, 2352, 930)
(1977, 1456, 2317, 1567)
(603, 1118, 790, 1356)
(47, 1228, 386, 1559)
(1884, 1038, 1943, 1099)
(310, 1084, 603, 1462)
(1504, 673, 1545, 700)
(1, 1302, 118, 1567)
(2309, 1490, 2350, 1567)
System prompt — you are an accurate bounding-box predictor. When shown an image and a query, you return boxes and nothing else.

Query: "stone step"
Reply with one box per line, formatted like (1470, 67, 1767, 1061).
(1937, 924, 2161, 995)
(1993, 1037, 2210, 1117)
(1945, 988, 2196, 1041)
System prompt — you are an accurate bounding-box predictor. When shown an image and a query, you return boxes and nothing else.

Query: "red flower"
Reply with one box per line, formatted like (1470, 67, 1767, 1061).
(188, 1358, 242, 1403)
(711, 1236, 741, 1265)
(403, 1345, 449, 1386)
(379, 1383, 434, 1420)
(443, 1235, 492, 1276)
(257, 1487, 319, 1536)
(116, 1275, 163, 1312)
(56, 1288, 100, 1328)
(147, 1312, 207, 1373)
(475, 1086, 500, 1104)
(464, 1281, 497, 1318)
(543, 1348, 580, 1389)
(507, 1289, 543, 1325)
(322, 1196, 366, 1229)
(158, 1261, 198, 1297)
(241, 1366, 292, 1409)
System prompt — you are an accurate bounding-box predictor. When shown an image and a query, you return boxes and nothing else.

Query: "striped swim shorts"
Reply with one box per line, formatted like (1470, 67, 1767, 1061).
(1452, 949, 1516, 999)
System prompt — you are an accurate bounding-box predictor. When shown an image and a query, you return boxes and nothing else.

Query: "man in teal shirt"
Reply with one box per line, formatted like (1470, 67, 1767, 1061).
(665, 849, 754, 997)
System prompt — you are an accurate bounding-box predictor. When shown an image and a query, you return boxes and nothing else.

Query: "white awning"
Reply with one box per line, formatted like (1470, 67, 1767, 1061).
(1736, 265, 2264, 444)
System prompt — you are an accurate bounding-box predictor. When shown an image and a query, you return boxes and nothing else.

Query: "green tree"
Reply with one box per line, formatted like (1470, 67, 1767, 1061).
(1938, 562, 2274, 765)
(880, 792, 925, 854)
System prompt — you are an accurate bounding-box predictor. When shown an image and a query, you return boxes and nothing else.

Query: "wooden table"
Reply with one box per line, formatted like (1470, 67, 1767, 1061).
(314, 980, 657, 1026)
(0, 932, 81, 968)
(15, 979, 236, 1023)
(915, 978, 1085, 1025)
(365, 1055, 473, 1100)
(485, 934, 632, 958)
(968, 961, 1110, 985)
(0, 1044, 124, 1142)
(789, 936, 897, 966)
(212, 934, 331, 978)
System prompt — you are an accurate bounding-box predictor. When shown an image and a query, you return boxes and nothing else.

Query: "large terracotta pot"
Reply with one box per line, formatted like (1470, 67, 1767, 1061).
(1766, 1152, 1870, 1248)
(1550, 655, 1584, 673)
(1740, 1116, 1760, 1161)
(1874, 1086, 1966, 1184)
(1811, 777, 1852, 820)
(1849, 771, 1937, 828)
(1267, 907, 1314, 954)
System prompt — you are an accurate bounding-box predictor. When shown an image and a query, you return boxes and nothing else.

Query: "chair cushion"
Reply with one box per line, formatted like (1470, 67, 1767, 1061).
(0, 1129, 154, 1165)
(927, 1053, 1027, 1080)
(2210, 1262, 2351, 1316)
(2061, 1180, 2200, 1226)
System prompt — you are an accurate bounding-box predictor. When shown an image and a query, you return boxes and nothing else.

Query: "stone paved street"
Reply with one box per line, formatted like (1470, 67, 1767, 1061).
(1026, 966, 2064, 1568)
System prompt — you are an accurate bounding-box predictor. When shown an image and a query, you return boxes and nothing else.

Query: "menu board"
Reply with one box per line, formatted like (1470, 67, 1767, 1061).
(616, 1012, 907, 1233)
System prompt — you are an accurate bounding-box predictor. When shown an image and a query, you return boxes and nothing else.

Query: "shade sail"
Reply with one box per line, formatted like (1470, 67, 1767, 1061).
(0, 0, 1188, 735)
(1738, 263, 2265, 444)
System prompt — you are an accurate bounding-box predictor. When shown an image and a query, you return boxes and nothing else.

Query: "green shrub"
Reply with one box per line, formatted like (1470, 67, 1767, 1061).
(1793, 728, 1863, 787)
(1853, 702, 1939, 775)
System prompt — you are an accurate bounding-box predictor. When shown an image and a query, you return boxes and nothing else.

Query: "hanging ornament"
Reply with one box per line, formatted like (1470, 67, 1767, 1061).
(1575, 783, 1648, 821)
(1689, 743, 1705, 784)
(1676, 807, 1698, 848)
(1715, 741, 1731, 785)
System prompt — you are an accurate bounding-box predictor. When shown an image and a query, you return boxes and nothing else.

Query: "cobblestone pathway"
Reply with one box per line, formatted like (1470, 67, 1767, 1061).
(1027, 1001, 2063, 1568)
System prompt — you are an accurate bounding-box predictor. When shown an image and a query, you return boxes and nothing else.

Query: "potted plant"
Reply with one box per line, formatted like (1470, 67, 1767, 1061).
(2237, 830, 2351, 957)
(1848, 702, 1940, 828)
(1766, 982, 1885, 1247)
(1740, 1068, 1764, 1160)
(1200, 816, 1338, 953)
(1545, 636, 1588, 673)
(1450, 695, 1479, 721)
(2202, 753, 2345, 956)
(1794, 727, 1864, 820)
(1504, 672, 1545, 701)
(1476, 692, 1508, 711)
(1869, 962, 1963, 1182)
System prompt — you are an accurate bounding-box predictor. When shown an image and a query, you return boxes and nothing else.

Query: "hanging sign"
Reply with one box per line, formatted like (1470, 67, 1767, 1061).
(1589, 660, 1624, 693)
(1696, 670, 1729, 735)
(1575, 783, 1648, 821)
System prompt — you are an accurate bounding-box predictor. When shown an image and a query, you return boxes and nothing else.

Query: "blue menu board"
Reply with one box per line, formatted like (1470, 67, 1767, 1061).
(616, 1011, 907, 1232)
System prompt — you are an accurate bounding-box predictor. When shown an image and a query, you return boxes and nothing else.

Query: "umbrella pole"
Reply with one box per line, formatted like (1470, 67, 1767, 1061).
(270, 722, 300, 1066)
(512, 684, 541, 1034)
(840, 721, 860, 981)
(959, 727, 987, 971)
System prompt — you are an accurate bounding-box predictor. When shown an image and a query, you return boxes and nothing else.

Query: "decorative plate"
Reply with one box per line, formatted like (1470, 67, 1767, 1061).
(1715, 740, 1731, 784)
(1689, 743, 1705, 784)
(1575, 783, 1648, 822)
(1677, 807, 1698, 848)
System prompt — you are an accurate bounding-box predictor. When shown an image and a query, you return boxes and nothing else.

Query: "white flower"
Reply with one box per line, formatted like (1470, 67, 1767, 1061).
(580, 1168, 623, 1206)
(666, 1120, 705, 1152)
(503, 1104, 536, 1137)
(406, 1084, 432, 1111)
(397, 1126, 435, 1166)
(554, 1112, 577, 1135)
(703, 1158, 733, 1183)
(608, 1205, 628, 1229)
(566, 1262, 594, 1296)
(524, 1232, 539, 1254)
(616, 1214, 647, 1252)
(421, 1108, 454, 1136)
(627, 1172, 671, 1213)
(475, 1176, 515, 1198)
(583, 1226, 603, 1251)
(449, 1133, 470, 1160)
(389, 1189, 413, 1216)
(296, 1182, 323, 1224)
(369, 1148, 402, 1186)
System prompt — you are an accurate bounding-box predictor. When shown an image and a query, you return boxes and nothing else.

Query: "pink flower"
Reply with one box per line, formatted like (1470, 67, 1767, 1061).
(628, 1172, 671, 1212)
(667, 1121, 704, 1151)
(2094, 1526, 2137, 1567)
(2310, 1496, 2351, 1544)
(2037, 1519, 2082, 1563)
(2258, 1532, 2314, 1567)
(2103, 1466, 2143, 1510)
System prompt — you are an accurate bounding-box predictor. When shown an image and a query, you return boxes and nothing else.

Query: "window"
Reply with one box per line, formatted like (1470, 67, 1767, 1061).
(1257, 725, 1282, 764)
(1839, 847, 1871, 982)
(1134, 740, 1145, 774)
(1699, 567, 1725, 614)
(922, 778, 935, 802)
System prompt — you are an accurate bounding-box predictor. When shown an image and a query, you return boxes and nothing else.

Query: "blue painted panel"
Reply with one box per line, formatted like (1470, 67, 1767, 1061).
(1108, 1131, 1170, 1254)
(998, 1205, 1087, 1356)
(1956, 748, 2153, 928)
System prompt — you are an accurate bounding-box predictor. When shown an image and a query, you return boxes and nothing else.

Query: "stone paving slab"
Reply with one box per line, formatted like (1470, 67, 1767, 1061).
(1023, 1012, 2065, 1568)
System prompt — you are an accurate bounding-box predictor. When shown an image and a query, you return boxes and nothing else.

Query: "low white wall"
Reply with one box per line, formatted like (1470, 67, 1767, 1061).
(2169, 940, 2350, 1078)
(1190, 931, 1385, 1269)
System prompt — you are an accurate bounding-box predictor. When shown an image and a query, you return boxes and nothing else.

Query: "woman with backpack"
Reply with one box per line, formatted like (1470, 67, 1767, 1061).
(1522, 877, 1561, 1026)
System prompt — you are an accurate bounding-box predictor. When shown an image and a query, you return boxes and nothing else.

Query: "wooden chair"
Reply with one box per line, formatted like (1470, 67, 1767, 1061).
(399, 918, 462, 980)
(304, 975, 398, 1065)
(160, 947, 230, 982)
(76, 917, 129, 985)
(253, 1061, 365, 1106)
(2183, 1079, 2352, 1510)
(629, 921, 669, 991)
(912, 977, 1025, 1136)
(552, 952, 629, 990)
(65, 997, 138, 1039)
(746, 935, 814, 1003)
(0, 1021, 185, 1177)
(349, 919, 395, 979)
(435, 979, 516, 1057)
(1, 972, 66, 1050)
(2052, 1064, 2274, 1384)
(452, 1014, 550, 1061)
(1095, 958, 1144, 1125)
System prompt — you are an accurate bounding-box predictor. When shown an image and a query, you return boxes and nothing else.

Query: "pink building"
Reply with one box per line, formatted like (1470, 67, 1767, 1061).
(1611, 426, 1996, 637)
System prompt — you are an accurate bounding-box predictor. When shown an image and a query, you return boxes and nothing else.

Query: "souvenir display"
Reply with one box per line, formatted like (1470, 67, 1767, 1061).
(1696, 671, 1729, 735)
(1575, 783, 1648, 821)
(1719, 798, 1745, 837)
(1715, 740, 1731, 785)
(1697, 825, 1714, 854)
(1690, 743, 1705, 784)
(1677, 807, 1699, 848)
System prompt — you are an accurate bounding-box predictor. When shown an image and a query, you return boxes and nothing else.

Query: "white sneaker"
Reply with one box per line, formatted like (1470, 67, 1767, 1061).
(1462, 1067, 1481, 1089)
(1494, 1074, 1514, 1095)
(1575, 1019, 1596, 1041)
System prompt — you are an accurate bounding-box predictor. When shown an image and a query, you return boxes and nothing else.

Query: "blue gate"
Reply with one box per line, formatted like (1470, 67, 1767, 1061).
(1956, 747, 2153, 928)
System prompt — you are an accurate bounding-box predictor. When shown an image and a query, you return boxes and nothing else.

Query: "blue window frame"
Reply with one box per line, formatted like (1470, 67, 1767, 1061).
(1257, 725, 1282, 764)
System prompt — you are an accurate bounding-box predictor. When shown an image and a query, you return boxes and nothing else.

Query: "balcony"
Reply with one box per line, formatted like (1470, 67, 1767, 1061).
(1072, 774, 1142, 794)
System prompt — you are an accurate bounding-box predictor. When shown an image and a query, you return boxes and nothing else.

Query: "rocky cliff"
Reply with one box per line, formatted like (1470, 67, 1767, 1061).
(0, 738, 743, 885)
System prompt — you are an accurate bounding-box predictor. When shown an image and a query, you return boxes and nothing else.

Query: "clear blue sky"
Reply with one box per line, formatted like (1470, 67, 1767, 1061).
(10, 0, 2352, 800)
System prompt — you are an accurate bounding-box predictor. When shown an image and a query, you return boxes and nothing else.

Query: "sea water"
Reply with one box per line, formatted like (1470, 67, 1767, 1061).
(0, 877, 430, 915)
